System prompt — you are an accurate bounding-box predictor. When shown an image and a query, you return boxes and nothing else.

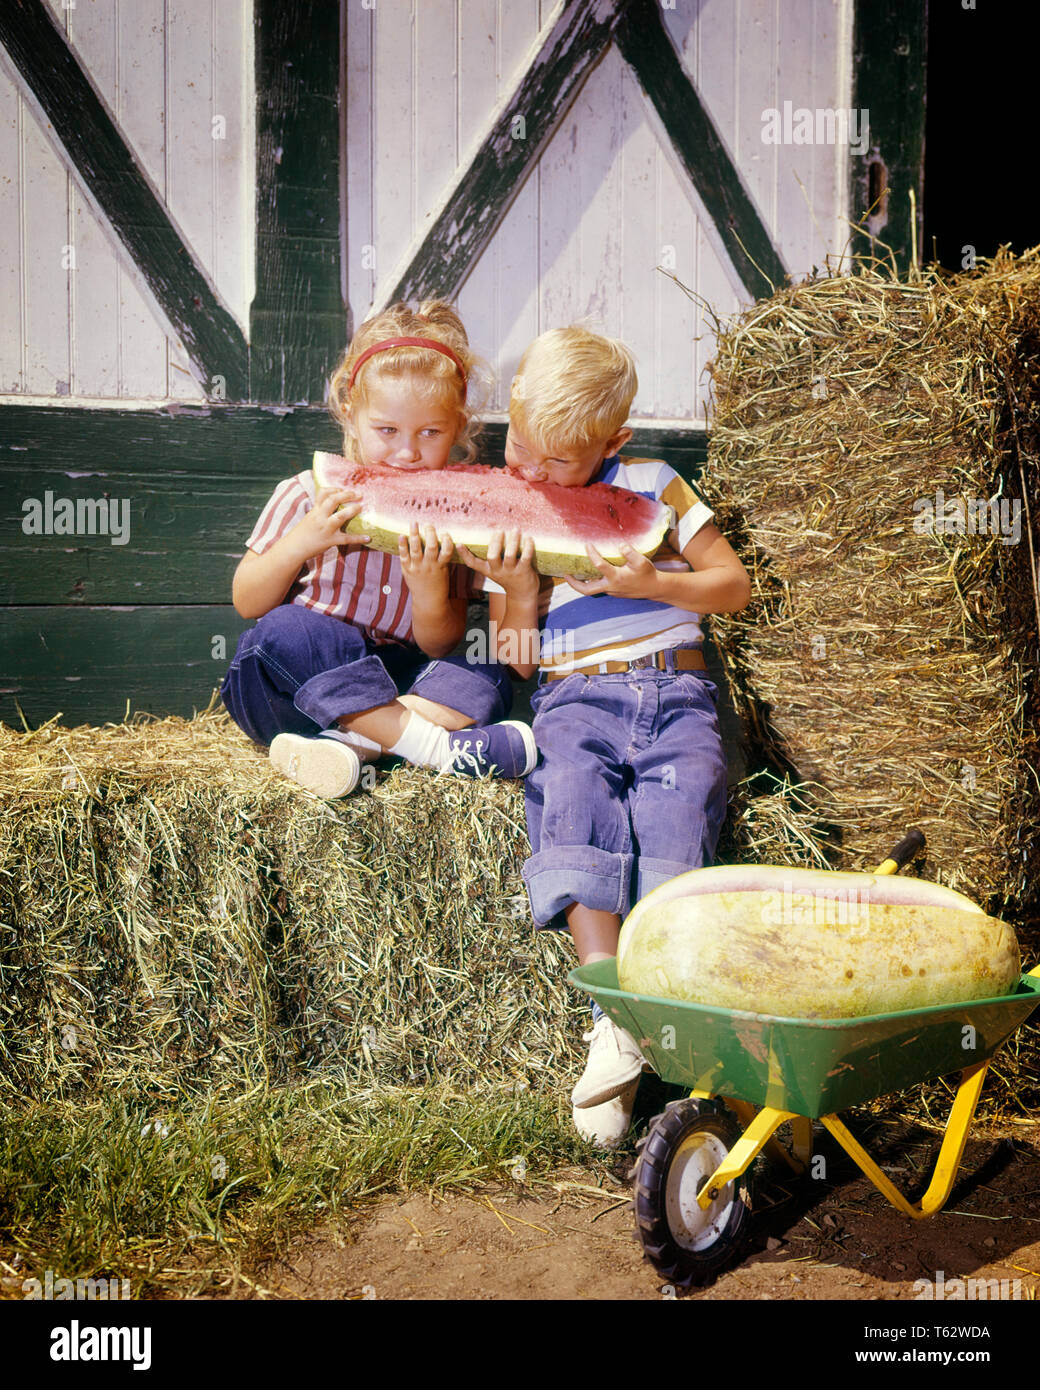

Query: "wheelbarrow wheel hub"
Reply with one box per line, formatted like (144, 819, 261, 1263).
(666, 1131, 736, 1251)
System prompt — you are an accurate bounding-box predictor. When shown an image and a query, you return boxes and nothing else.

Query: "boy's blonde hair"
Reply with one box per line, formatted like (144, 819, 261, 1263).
(510, 326, 638, 451)
(328, 299, 487, 464)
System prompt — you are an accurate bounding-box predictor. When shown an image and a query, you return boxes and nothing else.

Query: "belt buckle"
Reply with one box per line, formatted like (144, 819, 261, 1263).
(629, 653, 655, 672)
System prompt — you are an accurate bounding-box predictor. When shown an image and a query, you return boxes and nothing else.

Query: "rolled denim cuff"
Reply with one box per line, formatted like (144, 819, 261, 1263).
(408, 656, 512, 725)
(634, 857, 705, 906)
(522, 846, 634, 928)
(294, 656, 400, 727)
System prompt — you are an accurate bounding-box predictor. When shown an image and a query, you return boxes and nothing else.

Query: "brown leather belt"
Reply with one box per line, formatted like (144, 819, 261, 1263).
(543, 648, 706, 682)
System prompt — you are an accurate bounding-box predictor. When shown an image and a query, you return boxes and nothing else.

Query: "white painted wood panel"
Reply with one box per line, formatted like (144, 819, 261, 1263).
(21, 90, 71, 395)
(97, 0, 173, 398)
(372, 0, 415, 319)
(347, 0, 853, 425)
(64, 0, 122, 399)
(0, 0, 251, 403)
(0, 67, 23, 393)
(345, 0, 376, 329)
(455, 1, 543, 400)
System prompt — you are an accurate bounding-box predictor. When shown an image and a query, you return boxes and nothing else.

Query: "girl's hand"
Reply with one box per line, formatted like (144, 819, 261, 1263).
(457, 530, 540, 600)
(398, 522, 455, 590)
(566, 542, 660, 599)
(290, 488, 370, 562)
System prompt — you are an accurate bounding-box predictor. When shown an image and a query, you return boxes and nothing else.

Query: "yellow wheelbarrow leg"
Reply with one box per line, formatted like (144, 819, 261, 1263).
(789, 1115, 814, 1170)
(718, 1097, 813, 1176)
(819, 1060, 990, 1219)
(696, 1105, 800, 1208)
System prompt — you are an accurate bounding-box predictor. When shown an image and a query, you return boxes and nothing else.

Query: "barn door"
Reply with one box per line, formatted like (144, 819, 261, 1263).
(0, 0, 924, 726)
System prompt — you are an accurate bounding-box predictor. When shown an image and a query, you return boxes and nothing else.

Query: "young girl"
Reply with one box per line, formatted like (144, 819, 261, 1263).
(220, 300, 536, 797)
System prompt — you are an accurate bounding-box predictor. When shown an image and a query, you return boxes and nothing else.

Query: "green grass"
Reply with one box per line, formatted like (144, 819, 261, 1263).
(0, 1082, 602, 1299)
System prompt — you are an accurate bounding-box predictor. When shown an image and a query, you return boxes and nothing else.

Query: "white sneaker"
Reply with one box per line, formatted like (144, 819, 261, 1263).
(573, 1081, 639, 1150)
(571, 1016, 646, 1110)
(269, 733, 361, 799)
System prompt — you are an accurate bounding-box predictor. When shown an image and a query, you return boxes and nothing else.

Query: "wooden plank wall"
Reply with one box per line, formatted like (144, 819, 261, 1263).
(346, 0, 851, 423)
(0, 0, 252, 403)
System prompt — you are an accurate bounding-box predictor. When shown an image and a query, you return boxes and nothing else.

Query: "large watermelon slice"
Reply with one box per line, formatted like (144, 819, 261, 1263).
(312, 451, 671, 578)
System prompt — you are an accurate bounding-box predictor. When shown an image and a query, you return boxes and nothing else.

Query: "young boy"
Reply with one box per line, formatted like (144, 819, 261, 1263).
(459, 327, 752, 1147)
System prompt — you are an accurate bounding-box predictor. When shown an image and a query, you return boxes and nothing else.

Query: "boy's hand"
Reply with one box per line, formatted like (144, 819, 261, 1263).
(457, 530, 540, 601)
(290, 488, 370, 562)
(566, 542, 660, 599)
(398, 522, 455, 590)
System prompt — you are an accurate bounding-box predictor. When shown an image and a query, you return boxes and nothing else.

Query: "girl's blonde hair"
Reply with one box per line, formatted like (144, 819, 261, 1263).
(510, 326, 638, 451)
(328, 300, 487, 464)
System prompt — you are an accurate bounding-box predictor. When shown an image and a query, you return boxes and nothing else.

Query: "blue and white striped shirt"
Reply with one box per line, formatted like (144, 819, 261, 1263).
(485, 454, 713, 674)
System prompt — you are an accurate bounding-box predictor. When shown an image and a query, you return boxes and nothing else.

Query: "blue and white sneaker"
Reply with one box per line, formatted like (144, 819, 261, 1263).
(442, 720, 538, 779)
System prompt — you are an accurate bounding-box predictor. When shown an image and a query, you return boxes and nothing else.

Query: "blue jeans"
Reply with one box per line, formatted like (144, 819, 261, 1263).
(220, 604, 512, 746)
(522, 669, 728, 928)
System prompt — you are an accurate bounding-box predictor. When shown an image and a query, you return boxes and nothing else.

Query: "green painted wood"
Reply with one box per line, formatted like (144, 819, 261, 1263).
(0, 606, 251, 727)
(251, 0, 344, 405)
(386, 0, 625, 305)
(0, 407, 708, 604)
(2, 469, 268, 604)
(0, 403, 342, 603)
(849, 0, 928, 270)
(614, 0, 787, 302)
(0, 0, 249, 400)
(0, 404, 341, 481)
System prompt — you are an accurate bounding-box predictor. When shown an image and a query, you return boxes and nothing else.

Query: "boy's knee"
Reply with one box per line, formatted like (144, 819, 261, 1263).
(540, 766, 619, 846)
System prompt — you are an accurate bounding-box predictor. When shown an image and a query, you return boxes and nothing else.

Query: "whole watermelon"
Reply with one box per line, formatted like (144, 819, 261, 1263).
(616, 866, 1021, 1019)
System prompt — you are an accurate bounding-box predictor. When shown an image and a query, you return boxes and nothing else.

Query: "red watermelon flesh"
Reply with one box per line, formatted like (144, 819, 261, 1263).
(312, 452, 671, 578)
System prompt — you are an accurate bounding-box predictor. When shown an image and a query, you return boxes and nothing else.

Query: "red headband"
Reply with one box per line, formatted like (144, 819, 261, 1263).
(348, 336, 468, 395)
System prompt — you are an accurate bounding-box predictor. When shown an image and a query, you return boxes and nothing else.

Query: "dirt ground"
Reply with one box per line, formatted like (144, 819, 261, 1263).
(240, 1116, 1040, 1302)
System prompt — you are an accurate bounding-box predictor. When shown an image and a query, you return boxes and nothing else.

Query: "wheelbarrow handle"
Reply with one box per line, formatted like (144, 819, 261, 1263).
(874, 828, 926, 876)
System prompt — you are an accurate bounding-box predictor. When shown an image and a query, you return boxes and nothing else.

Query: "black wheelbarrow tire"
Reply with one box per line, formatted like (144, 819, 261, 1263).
(631, 1098, 754, 1285)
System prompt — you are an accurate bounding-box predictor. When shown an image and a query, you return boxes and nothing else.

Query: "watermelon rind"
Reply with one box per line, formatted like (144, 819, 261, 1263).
(312, 451, 670, 579)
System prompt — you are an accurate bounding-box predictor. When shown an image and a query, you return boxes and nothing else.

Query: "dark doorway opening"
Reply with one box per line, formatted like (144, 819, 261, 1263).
(923, 2, 1037, 270)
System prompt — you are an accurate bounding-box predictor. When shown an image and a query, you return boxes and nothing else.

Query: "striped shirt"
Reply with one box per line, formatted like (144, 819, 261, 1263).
(484, 455, 713, 674)
(246, 470, 471, 645)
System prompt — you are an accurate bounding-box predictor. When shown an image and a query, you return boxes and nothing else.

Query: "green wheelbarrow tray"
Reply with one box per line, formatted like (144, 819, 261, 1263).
(570, 958, 1040, 1119)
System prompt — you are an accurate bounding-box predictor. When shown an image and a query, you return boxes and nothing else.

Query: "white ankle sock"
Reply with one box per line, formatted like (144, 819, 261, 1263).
(387, 711, 452, 769)
(320, 727, 383, 758)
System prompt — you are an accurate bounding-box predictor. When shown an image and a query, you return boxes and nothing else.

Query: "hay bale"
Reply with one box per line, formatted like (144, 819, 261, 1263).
(0, 708, 589, 1100)
(0, 703, 850, 1102)
(701, 251, 1040, 950)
